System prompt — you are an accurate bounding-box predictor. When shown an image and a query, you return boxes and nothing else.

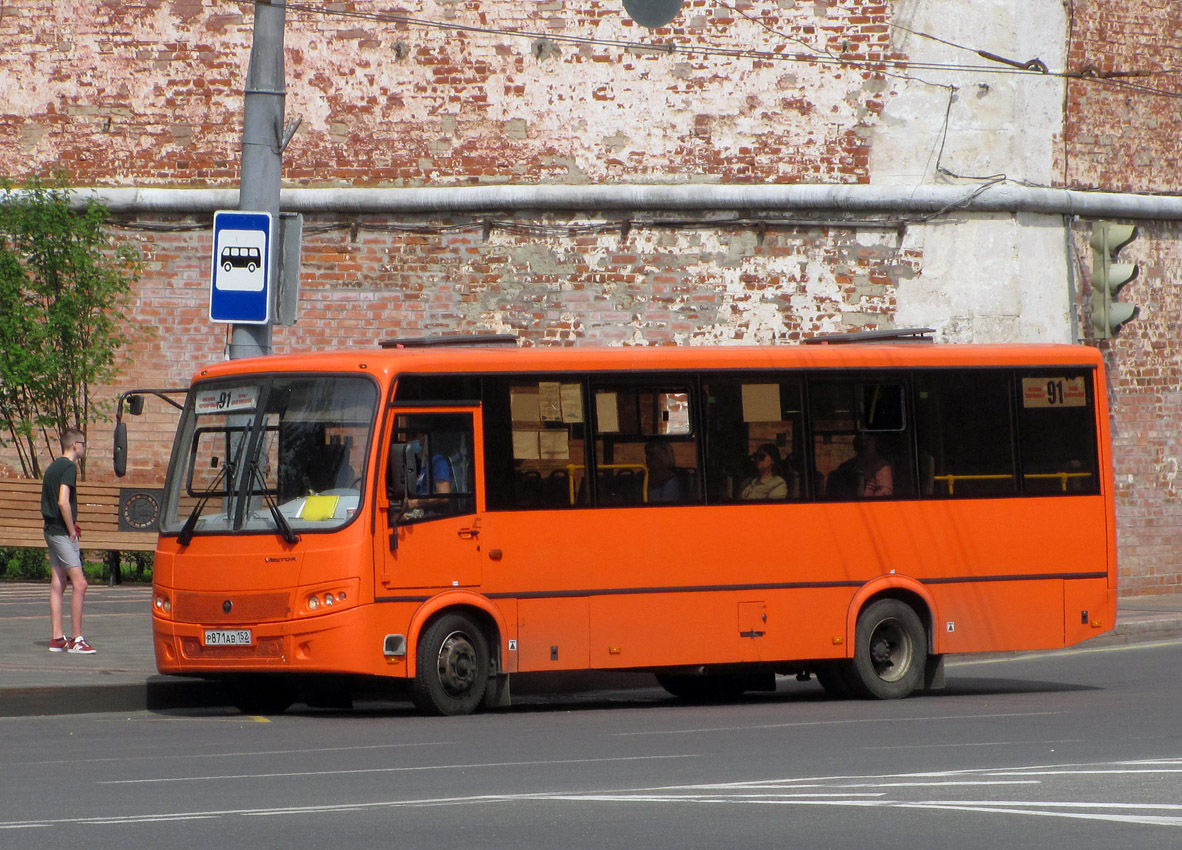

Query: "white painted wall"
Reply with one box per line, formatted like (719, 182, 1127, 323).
(872, 0, 1072, 342)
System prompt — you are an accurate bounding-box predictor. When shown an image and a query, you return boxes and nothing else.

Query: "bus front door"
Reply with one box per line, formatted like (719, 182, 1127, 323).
(377, 408, 483, 592)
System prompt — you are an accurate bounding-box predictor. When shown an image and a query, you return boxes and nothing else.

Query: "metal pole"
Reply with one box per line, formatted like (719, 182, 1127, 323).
(230, 0, 286, 359)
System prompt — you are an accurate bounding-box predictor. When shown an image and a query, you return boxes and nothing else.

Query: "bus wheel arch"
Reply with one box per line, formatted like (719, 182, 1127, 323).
(407, 599, 504, 716)
(840, 583, 936, 700)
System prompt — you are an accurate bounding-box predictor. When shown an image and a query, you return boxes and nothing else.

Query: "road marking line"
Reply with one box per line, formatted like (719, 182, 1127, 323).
(611, 711, 1061, 736)
(97, 753, 699, 785)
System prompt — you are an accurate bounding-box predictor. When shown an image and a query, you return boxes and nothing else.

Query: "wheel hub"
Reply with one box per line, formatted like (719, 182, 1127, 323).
(436, 631, 478, 696)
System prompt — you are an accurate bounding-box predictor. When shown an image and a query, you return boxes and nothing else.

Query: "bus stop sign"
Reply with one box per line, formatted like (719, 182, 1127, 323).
(210, 210, 273, 324)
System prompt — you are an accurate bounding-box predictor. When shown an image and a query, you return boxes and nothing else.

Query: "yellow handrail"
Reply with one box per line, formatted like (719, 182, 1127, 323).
(933, 471, 1092, 495)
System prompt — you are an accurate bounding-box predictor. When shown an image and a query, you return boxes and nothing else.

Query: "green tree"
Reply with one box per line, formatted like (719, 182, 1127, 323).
(0, 174, 142, 478)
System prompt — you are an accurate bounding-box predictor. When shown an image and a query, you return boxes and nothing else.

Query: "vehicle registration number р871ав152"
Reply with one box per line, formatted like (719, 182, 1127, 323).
(204, 629, 252, 646)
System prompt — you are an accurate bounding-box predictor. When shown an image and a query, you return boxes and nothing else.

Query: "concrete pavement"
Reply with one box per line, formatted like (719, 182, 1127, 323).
(1, 581, 1180, 717)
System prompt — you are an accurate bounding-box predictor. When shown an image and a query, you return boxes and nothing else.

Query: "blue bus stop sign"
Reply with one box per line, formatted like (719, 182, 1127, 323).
(210, 210, 273, 324)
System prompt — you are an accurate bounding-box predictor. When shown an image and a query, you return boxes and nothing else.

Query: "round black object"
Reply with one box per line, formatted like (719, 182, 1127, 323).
(623, 0, 683, 29)
(412, 612, 490, 716)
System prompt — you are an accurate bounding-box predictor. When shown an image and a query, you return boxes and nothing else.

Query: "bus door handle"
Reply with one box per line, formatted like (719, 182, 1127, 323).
(458, 519, 481, 539)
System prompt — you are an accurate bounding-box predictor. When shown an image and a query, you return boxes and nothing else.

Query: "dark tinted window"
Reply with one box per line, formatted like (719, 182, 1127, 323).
(811, 378, 914, 500)
(1016, 370, 1100, 495)
(915, 371, 1017, 498)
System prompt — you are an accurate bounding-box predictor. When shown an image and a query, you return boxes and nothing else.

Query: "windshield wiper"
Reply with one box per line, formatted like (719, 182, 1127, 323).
(177, 461, 233, 547)
(247, 456, 300, 545)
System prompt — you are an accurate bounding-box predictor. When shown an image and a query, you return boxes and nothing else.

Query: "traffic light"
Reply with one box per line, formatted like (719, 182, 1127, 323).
(1089, 221, 1140, 339)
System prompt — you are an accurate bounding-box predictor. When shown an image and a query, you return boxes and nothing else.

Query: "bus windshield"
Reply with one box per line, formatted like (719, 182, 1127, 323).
(160, 374, 378, 538)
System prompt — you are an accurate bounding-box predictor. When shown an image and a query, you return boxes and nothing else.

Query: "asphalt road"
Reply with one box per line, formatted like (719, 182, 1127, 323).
(2, 639, 1180, 849)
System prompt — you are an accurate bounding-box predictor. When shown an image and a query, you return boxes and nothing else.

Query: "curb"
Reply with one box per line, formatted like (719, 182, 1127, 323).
(0, 677, 232, 718)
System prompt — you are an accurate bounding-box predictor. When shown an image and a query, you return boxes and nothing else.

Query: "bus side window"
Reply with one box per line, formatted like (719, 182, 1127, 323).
(1016, 371, 1100, 496)
(811, 379, 914, 501)
(914, 371, 1017, 499)
(494, 379, 590, 510)
(703, 377, 805, 503)
(590, 383, 701, 507)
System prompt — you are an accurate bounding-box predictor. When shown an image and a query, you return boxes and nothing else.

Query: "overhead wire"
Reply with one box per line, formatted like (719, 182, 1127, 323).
(265, 0, 1181, 89)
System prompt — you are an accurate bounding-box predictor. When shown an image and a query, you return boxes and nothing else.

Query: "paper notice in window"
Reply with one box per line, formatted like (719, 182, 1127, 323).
(742, 384, 781, 422)
(513, 430, 540, 459)
(539, 382, 562, 421)
(596, 392, 619, 432)
(511, 390, 541, 423)
(539, 430, 569, 459)
(300, 495, 340, 522)
(560, 383, 584, 423)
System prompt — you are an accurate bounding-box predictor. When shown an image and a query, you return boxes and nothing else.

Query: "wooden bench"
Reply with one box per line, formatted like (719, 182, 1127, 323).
(0, 479, 157, 552)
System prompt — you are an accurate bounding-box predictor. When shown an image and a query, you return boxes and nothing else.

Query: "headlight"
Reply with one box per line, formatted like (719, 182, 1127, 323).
(307, 595, 319, 610)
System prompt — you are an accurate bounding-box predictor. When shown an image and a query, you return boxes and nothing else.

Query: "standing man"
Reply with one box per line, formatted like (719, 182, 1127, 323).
(41, 427, 96, 654)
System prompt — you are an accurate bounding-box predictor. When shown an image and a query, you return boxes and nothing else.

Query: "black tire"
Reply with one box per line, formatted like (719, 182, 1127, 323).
(247, 262, 257, 273)
(846, 599, 927, 699)
(813, 662, 856, 699)
(412, 612, 490, 716)
(227, 676, 297, 715)
(221, 261, 232, 272)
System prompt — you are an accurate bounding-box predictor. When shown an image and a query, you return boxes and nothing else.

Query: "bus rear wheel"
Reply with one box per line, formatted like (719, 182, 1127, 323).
(847, 599, 927, 699)
(813, 662, 856, 699)
(412, 612, 490, 716)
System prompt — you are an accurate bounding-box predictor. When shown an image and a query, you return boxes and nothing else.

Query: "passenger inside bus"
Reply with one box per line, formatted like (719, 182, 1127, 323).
(739, 443, 789, 500)
(644, 438, 681, 503)
(827, 432, 894, 498)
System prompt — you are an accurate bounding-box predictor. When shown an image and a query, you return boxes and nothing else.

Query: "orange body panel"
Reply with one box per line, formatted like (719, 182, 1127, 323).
(153, 343, 1118, 683)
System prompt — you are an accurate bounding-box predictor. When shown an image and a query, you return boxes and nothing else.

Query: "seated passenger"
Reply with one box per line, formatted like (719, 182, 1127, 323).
(828, 432, 893, 499)
(645, 438, 681, 503)
(739, 443, 789, 500)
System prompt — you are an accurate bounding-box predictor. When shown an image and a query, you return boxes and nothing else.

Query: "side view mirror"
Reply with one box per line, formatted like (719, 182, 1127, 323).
(127, 394, 145, 416)
(387, 442, 420, 501)
(113, 421, 128, 478)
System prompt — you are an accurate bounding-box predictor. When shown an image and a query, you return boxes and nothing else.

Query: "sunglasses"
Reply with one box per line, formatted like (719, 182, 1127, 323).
(751, 451, 768, 461)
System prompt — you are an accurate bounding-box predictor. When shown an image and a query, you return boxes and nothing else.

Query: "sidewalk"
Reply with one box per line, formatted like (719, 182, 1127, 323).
(1, 582, 1180, 717)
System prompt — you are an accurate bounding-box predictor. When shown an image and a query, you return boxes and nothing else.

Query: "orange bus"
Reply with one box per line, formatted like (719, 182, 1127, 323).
(148, 336, 1117, 715)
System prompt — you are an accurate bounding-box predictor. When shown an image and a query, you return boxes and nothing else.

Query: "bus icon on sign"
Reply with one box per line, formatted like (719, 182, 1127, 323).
(213, 228, 267, 293)
(221, 246, 261, 274)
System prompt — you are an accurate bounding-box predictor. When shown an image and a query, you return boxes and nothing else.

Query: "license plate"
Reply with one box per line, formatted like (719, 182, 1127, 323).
(203, 629, 252, 646)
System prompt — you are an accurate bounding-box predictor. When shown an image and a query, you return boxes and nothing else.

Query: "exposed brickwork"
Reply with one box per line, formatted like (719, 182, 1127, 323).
(1074, 219, 1182, 596)
(1064, 2, 1182, 595)
(0, 1, 898, 187)
(1059, 1, 1182, 192)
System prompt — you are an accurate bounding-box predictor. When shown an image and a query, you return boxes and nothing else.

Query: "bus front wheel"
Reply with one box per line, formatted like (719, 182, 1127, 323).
(847, 599, 927, 700)
(412, 612, 490, 716)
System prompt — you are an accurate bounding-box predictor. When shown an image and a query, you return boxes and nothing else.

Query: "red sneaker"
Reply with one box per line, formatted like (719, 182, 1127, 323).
(68, 636, 97, 654)
(48, 636, 69, 652)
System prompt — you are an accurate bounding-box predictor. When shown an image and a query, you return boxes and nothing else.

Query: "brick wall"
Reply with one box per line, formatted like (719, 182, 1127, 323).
(1063, 1, 1182, 595)
(1, 1, 898, 187)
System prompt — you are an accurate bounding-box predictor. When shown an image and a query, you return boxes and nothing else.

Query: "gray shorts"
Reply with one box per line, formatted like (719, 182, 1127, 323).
(44, 531, 82, 569)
